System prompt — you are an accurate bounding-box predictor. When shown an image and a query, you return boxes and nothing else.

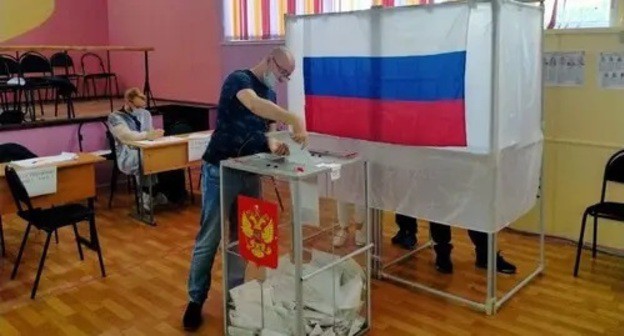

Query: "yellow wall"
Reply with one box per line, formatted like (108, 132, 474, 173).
(0, 0, 55, 43)
(512, 2, 624, 250)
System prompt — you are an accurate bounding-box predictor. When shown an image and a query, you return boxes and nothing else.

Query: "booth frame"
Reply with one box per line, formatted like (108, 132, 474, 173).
(367, 0, 546, 316)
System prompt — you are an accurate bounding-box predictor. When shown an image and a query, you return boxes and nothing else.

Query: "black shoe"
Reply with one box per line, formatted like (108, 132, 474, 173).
(433, 244, 453, 274)
(476, 252, 517, 274)
(183, 301, 203, 331)
(393, 233, 416, 251)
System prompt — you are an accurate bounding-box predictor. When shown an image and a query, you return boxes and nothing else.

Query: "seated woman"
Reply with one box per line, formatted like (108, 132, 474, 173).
(108, 87, 167, 210)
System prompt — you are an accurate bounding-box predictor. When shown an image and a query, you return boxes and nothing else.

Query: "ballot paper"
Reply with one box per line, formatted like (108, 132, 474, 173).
(228, 326, 256, 336)
(316, 162, 341, 181)
(12, 152, 77, 168)
(266, 131, 314, 165)
(228, 250, 366, 336)
(261, 329, 289, 336)
(290, 178, 320, 227)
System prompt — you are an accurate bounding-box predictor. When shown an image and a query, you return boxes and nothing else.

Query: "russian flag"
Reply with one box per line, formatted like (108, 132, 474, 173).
(295, 5, 469, 147)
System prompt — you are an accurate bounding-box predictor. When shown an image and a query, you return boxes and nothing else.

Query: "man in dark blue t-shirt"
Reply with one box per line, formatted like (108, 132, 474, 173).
(183, 46, 307, 331)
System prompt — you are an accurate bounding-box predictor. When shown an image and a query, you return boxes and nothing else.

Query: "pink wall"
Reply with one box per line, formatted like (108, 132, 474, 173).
(1, 0, 109, 46)
(107, 0, 222, 104)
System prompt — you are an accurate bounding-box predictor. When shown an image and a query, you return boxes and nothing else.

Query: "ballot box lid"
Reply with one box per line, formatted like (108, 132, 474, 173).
(221, 150, 361, 180)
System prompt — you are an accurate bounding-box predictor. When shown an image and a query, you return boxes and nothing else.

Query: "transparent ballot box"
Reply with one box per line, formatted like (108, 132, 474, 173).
(221, 151, 371, 336)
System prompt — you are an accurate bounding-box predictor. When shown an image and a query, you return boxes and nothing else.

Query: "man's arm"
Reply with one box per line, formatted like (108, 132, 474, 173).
(236, 89, 300, 127)
(110, 123, 148, 142)
(108, 114, 162, 142)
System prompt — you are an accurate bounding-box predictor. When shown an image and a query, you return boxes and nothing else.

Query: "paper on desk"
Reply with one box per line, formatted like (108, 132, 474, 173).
(188, 132, 212, 139)
(90, 149, 112, 157)
(135, 136, 183, 146)
(12, 152, 77, 168)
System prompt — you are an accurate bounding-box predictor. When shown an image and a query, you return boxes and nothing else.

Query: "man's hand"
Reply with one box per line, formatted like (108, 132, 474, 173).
(146, 129, 165, 140)
(291, 118, 308, 147)
(269, 140, 290, 156)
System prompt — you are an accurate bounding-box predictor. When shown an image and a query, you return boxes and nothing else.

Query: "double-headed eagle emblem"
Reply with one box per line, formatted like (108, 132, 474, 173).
(241, 204, 275, 259)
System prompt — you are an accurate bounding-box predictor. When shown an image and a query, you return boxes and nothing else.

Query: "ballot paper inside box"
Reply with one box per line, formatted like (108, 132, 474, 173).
(220, 152, 370, 336)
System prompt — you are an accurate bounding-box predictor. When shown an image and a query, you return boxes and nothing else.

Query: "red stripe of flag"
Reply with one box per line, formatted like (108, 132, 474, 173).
(262, 0, 270, 38)
(305, 96, 466, 146)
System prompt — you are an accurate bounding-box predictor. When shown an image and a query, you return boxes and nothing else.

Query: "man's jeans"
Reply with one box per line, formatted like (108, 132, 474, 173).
(187, 162, 260, 304)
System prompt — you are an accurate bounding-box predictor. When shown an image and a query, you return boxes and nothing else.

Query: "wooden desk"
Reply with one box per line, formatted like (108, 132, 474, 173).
(124, 131, 212, 225)
(125, 131, 212, 174)
(0, 153, 104, 215)
(0, 153, 104, 257)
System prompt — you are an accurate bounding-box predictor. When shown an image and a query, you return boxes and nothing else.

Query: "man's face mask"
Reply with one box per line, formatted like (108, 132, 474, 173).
(264, 57, 291, 88)
(263, 70, 278, 89)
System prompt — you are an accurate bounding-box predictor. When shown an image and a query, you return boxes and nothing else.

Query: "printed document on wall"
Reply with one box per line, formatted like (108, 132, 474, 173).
(598, 52, 624, 89)
(543, 51, 585, 87)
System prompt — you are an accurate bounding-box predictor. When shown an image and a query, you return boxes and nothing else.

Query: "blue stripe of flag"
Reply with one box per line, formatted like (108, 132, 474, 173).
(303, 51, 466, 102)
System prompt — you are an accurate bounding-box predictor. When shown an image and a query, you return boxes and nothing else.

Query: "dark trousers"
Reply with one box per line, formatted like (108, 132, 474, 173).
(395, 214, 488, 260)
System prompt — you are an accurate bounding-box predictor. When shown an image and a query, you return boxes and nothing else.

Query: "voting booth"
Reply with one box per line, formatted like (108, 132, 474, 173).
(220, 142, 371, 336)
(286, 0, 544, 314)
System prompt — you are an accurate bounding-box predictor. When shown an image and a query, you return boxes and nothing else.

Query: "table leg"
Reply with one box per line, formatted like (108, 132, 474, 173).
(0, 215, 5, 257)
(148, 175, 155, 225)
(131, 148, 156, 226)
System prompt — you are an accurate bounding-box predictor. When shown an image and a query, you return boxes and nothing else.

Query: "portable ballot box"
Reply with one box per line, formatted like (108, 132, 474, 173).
(220, 150, 371, 336)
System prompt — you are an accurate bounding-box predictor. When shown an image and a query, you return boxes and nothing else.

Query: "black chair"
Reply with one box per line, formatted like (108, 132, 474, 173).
(19, 52, 54, 116)
(50, 52, 82, 97)
(105, 129, 138, 208)
(78, 121, 134, 208)
(574, 149, 624, 277)
(80, 53, 120, 99)
(51, 78, 77, 119)
(0, 143, 38, 257)
(0, 54, 24, 118)
(19, 52, 74, 119)
(4, 165, 106, 299)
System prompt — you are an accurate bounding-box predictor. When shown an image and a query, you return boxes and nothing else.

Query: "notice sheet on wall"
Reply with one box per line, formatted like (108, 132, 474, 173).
(598, 52, 624, 89)
(543, 51, 585, 87)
